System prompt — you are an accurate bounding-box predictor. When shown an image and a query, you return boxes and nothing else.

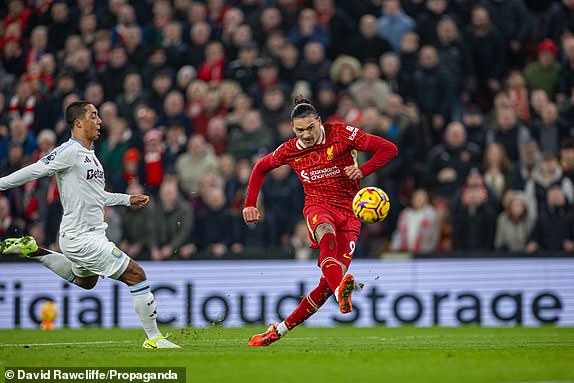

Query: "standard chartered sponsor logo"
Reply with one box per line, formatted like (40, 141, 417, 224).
(301, 166, 340, 181)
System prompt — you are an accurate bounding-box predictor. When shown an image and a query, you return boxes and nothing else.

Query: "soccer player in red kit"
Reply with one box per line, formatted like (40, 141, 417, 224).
(243, 97, 398, 346)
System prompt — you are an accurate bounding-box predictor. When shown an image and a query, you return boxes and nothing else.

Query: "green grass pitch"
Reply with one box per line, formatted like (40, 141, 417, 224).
(1, 326, 573, 383)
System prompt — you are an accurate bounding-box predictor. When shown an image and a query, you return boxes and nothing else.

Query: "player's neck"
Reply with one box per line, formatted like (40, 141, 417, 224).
(71, 135, 94, 150)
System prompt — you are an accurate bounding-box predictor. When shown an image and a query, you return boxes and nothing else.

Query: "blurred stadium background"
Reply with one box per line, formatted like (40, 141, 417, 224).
(0, 0, 574, 347)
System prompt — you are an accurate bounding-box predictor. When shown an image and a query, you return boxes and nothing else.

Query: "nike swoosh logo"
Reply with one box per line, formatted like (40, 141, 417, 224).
(294, 157, 302, 162)
(343, 253, 352, 260)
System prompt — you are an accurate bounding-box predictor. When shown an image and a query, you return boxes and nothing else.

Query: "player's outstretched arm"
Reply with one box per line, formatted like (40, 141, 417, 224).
(0, 160, 57, 191)
(243, 152, 279, 225)
(356, 134, 398, 178)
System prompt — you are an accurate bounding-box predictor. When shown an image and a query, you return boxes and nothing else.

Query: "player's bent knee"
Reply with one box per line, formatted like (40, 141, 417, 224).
(315, 223, 335, 243)
(119, 260, 147, 286)
(75, 276, 98, 290)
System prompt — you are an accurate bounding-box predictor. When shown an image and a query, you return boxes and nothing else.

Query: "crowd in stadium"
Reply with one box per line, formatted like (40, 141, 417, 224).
(0, 0, 573, 259)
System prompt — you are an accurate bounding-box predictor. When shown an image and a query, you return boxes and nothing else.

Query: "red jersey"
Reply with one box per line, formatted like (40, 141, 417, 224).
(245, 122, 399, 217)
(272, 122, 366, 215)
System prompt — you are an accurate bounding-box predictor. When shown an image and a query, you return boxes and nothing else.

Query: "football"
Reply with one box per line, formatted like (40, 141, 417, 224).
(352, 186, 391, 224)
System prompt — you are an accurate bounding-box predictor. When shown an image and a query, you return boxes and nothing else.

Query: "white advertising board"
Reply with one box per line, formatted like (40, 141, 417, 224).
(0, 258, 573, 328)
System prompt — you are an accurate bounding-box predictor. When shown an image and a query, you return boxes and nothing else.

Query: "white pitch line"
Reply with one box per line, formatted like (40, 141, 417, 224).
(0, 340, 132, 347)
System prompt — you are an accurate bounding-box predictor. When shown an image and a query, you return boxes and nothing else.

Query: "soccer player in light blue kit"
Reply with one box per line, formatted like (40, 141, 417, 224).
(0, 101, 179, 348)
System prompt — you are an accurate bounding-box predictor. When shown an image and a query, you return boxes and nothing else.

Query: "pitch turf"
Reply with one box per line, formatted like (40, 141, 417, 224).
(0, 326, 573, 383)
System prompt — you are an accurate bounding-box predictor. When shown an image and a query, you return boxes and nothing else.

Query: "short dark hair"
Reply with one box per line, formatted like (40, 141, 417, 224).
(65, 101, 91, 126)
(290, 96, 318, 121)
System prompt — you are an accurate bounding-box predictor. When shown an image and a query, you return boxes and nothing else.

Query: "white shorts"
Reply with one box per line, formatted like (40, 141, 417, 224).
(59, 231, 130, 279)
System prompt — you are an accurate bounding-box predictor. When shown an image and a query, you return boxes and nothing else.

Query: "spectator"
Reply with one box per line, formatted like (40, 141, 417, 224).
(226, 42, 263, 92)
(247, 58, 289, 107)
(147, 69, 174, 115)
(349, 60, 392, 111)
(160, 21, 188, 69)
(277, 40, 301, 85)
(84, 81, 105, 109)
(416, 0, 451, 45)
(0, 119, 37, 164)
(414, 45, 454, 145)
(78, 13, 98, 48)
(175, 134, 219, 197)
(163, 123, 187, 172)
(452, 168, 499, 251)
(506, 71, 530, 122)
(8, 80, 37, 131)
(377, 0, 415, 52)
(465, 5, 505, 110)
(175, 65, 196, 93)
(68, 48, 97, 93)
(197, 40, 226, 85)
(294, 40, 330, 95)
(495, 191, 534, 252)
(142, 129, 166, 196)
(462, 105, 488, 153)
(262, 164, 304, 247)
(510, 138, 541, 190)
(434, 16, 471, 108)
(329, 55, 361, 94)
(161, 89, 189, 128)
(342, 14, 392, 62)
(531, 102, 569, 154)
(523, 39, 560, 98)
(425, 121, 481, 199)
(96, 117, 130, 186)
(110, 147, 143, 193)
(390, 189, 439, 253)
(99, 46, 132, 101)
(116, 72, 148, 127)
(131, 103, 159, 151)
(482, 142, 513, 200)
(227, 109, 272, 159)
(526, 186, 574, 252)
(260, 86, 289, 137)
(26, 25, 51, 66)
(545, 0, 574, 42)
(314, 81, 337, 121)
(149, 180, 194, 261)
(312, 0, 355, 58)
(525, 151, 574, 220)
(195, 186, 234, 258)
(380, 51, 409, 96)
(185, 21, 211, 68)
(47, 1, 77, 52)
(290, 220, 313, 260)
(486, 107, 530, 163)
(121, 25, 149, 72)
(482, 0, 530, 69)
(255, 7, 284, 47)
(119, 182, 157, 260)
(287, 8, 330, 52)
(529, 88, 549, 126)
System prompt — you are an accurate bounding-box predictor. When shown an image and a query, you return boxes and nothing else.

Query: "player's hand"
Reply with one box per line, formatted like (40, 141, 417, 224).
(243, 206, 261, 225)
(344, 165, 363, 180)
(130, 194, 150, 208)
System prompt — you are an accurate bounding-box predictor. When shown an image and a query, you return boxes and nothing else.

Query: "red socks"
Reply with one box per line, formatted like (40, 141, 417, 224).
(317, 232, 343, 292)
(285, 277, 332, 329)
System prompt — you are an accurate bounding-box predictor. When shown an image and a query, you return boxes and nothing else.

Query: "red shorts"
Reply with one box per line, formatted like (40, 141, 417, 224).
(303, 203, 361, 269)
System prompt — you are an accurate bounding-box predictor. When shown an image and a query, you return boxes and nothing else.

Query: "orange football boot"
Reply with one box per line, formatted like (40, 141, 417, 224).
(338, 274, 356, 314)
(248, 323, 281, 346)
